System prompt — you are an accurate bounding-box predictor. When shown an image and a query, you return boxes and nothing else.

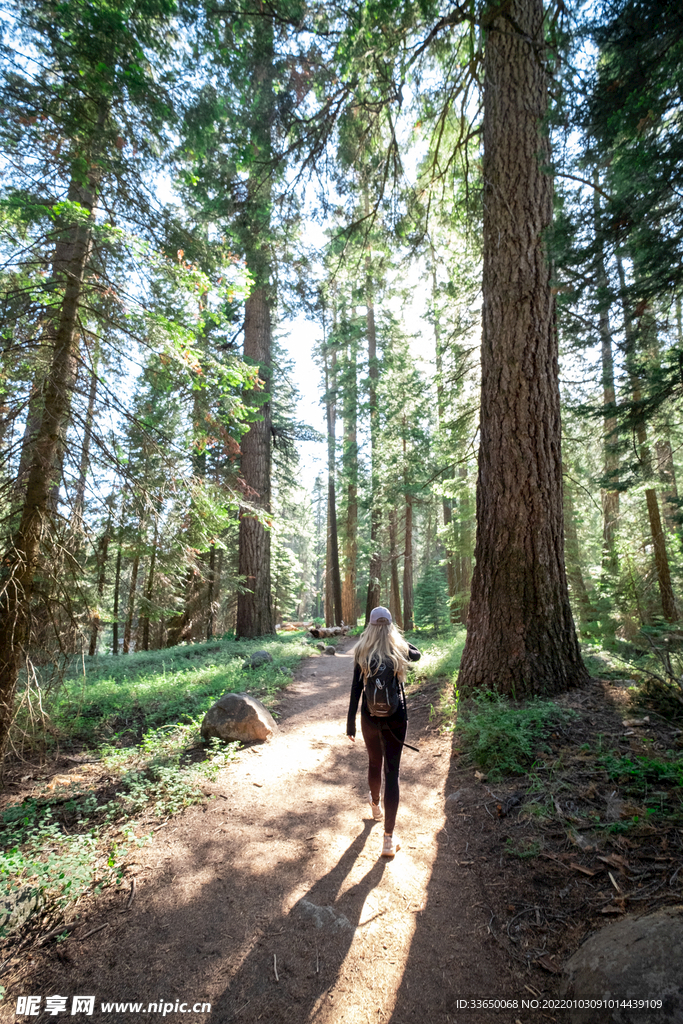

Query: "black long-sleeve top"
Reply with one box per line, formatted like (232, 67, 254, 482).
(346, 643, 421, 737)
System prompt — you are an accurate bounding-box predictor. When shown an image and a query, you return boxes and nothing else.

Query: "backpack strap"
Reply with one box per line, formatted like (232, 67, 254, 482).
(380, 679, 420, 752)
(381, 722, 420, 753)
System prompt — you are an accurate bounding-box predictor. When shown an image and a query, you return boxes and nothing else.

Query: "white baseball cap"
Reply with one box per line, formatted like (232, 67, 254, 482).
(369, 606, 392, 625)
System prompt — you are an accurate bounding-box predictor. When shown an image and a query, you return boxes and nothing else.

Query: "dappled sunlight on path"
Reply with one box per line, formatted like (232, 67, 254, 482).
(9, 642, 529, 1024)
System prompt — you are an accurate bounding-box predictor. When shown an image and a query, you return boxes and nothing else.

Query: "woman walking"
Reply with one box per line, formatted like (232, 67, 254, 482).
(347, 606, 421, 857)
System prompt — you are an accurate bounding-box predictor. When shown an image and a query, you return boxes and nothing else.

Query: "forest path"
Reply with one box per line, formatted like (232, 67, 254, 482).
(18, 641, 527, 1024)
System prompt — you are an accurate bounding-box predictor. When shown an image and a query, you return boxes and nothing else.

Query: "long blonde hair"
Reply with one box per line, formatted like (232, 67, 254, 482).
(354, 622, 412, 683)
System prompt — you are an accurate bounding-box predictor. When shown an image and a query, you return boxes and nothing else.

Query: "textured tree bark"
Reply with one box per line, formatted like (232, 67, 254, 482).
(389, 506, 403, 628)
(458, 0, 588, 697)
(403, 426, 414, 630)
(235, 12, 275, 639)
(644, 487, 677, 621)
(364, 255, 382, 623)
(237, 286, 274, 637)
(0, 162, 101, 752)
(215, 549, 224, 632)
(312, 476, 325, 619)
(341, 338, 358, 626)
(403, 491, 414, 631)
(12, 375, 47, 510)
(452, 465, 472, 624)
(324, 522, 333, 627)
(324, 347, 343, 625)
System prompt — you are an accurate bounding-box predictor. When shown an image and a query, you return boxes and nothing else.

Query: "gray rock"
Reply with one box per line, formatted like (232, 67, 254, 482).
(323, 645, 336, 655)
(445, 787, 478, 809)
(241, 650, 274, 670)
(201, 692, 278, 744)
(0, 886, 44, 936)
(294, 898, 353, 932)
(560, 906, 683, 1023)
(316, 642, 326, 651)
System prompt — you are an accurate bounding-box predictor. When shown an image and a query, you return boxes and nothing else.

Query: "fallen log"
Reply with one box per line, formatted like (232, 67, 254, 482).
(307, 625, 349, 639)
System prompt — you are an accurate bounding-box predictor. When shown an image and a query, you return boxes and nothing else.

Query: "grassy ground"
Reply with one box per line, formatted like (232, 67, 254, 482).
(52, 633, 316, 745)
(405, 627, 683, 830)
(5, 624, 682, 948)
(1, 632, 315, 942)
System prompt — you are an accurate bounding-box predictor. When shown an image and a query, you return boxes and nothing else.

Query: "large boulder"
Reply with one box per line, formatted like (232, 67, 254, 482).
(241, 650, 273, 670)
(560, 905, 683, 1023)
(201, 692, 278, 743)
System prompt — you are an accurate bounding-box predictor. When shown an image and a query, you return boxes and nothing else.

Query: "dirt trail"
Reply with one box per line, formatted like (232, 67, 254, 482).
(7, 643, 538, 1024)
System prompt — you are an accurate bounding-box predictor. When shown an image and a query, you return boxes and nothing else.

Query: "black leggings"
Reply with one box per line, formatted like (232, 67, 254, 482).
(361, 713, 406, 834)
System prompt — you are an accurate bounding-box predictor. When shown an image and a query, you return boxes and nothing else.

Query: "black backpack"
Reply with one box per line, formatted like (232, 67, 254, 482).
(363, 660, 401, 717)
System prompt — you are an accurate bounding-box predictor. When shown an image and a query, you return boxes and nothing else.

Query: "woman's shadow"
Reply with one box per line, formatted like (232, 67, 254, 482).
(211, 819, 386, 1022)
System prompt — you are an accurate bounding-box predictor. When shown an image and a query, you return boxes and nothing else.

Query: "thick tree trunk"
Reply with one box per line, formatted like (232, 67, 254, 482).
(324, 523, 333, 627)
(313, 476, 325, 619)
(341, 339, 358, 626)
(236, 14, 275, 639)
(0, 165, 100, 752)
(458, 0, 588, 697)
(644, 487, 677, 621)
(403, 426, 414, 631)
(403, 492, 414, 631)
(325, 483, 343, 626)
(12, 376, 47, 510)
(389, 506, 403, 628)
(112, 538, 123, 655)
(324, 347, 343, 625)
(237, 286, 274, 637)
(216, 549, 224, 632)
(364, 245, 382, 623)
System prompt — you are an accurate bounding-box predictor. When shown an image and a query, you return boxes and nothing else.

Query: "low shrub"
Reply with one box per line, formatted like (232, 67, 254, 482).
(454, 693, 578, 779)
